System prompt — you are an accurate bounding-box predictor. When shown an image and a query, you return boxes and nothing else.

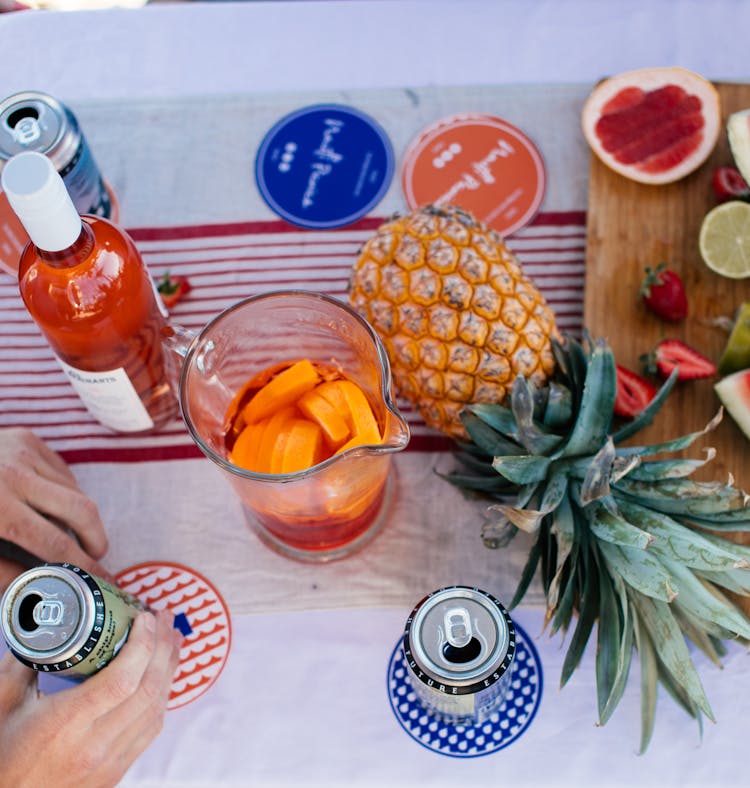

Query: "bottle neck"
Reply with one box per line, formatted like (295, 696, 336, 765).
(36, 220, 95, 268)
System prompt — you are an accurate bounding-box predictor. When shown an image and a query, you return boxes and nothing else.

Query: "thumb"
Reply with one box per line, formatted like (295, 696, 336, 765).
(0, 650, 39, 711)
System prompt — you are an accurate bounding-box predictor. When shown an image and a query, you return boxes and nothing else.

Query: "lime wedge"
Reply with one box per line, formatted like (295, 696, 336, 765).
(698, 201, 750, 278)
(719, 301, 750, 374)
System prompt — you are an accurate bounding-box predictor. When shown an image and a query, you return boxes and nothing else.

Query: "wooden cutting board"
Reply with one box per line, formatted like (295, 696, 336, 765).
(584, 81, 750, 489)
(583, 82, 750, 617)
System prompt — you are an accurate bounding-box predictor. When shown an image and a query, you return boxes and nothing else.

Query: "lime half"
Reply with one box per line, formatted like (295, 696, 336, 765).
(699, 201, 750, 278)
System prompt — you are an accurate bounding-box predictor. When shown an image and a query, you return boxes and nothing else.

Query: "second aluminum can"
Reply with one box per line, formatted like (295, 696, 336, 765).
(0, 563, 145, 679)
(402, 585, 516, 724)
(0, 90, 113, 219)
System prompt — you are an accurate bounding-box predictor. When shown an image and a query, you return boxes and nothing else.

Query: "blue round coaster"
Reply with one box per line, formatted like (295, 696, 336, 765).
(255, 104, 394, 229)
(387, 620, 542, 758)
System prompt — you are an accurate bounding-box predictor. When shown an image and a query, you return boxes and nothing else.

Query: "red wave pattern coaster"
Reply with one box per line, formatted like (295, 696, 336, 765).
(401, 113, 546, 237)
(116, 562, 232, 710)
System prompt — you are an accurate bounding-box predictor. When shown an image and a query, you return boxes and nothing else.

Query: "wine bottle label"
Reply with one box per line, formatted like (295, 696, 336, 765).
(56, 358, 155, 433)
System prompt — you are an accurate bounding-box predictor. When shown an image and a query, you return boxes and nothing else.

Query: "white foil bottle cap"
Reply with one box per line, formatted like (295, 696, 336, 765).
(1, 151, 82, 252)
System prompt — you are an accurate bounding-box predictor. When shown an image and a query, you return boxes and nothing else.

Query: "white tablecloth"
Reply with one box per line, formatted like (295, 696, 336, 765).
(2, 2, 750, 786)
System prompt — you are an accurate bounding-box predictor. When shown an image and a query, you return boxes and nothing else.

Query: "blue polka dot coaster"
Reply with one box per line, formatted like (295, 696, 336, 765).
(387, 620, 543, 758)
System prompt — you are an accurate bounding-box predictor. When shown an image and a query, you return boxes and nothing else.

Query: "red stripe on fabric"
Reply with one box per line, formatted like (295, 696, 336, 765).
(57, 433, 452, 465)
(126, 211, 586, 243)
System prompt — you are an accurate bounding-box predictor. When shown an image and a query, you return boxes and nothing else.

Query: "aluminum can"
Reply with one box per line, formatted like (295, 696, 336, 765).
(403, 585, 516, 724)
(0, 563, 145, 679)
(0, 91, 112, 218)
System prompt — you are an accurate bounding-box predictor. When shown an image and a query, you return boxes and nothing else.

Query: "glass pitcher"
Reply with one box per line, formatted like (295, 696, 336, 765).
(164, 290, 410, 562)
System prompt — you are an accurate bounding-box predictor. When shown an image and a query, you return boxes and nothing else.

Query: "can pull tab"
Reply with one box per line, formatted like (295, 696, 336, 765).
(444, 606, 472, 648)
(12, 116, 42, 146)
(442, 606, 482, 664)
(33, 600, 65, 626)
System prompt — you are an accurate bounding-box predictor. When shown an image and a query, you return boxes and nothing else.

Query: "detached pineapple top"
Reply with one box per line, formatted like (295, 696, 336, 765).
(349, 205, 558, 438)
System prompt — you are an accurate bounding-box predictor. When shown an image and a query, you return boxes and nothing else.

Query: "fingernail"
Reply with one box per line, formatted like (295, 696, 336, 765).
(141, 612, 156, 633)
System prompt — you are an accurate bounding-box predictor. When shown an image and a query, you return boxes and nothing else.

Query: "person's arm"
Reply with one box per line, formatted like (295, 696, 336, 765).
(0, 609, 182, 787)
(0, 427, 109, 587)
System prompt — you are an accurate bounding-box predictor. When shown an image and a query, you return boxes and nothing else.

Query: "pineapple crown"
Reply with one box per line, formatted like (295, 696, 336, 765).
(447, 333, 750, 752)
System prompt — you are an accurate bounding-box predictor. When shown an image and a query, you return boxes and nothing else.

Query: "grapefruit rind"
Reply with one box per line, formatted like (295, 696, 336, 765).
(581, 66, 721, 185)
(715, 369, 750, 439)
(728, 109, 750, 188)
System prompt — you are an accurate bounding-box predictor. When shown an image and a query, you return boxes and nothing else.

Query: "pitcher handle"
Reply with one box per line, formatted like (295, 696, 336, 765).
(160, 323, 197, 390)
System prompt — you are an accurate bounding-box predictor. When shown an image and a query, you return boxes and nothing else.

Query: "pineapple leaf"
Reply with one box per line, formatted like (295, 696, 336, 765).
(509, 532, 542, 609)
(561, 542, 599, 687)
(543, 381, 573, 428)
(584, 500, 654, 550)
(614, 478, 750, 520)
(630, 593, 714, 721)
(660, 557, 750, 640)
(492, 455, 551, 485)
(510, 377, 564, 454)
(673, 607, 731, 668)
(598, 539, 676, 603)
(614, 409, 723, 458)
(622, 449, 717, 482)
(697, 567, 750, 596)
(580, 436, 616, 505)
(611, 367, 678, 444)
(616, 499, 750, 571)
(632, 609, 658, 754)
(596, 551, 622, 722)
(460, 411, 526, 457)
(598, 573, 634, 726)
(558, 340, 616, 458)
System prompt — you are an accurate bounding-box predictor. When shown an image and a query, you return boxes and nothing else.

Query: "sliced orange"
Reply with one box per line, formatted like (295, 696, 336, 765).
(242, 359, 320, 424)
(256, 406, 297, 473)
(335, 424, 382, 455)
(337, 380, 381, 439)
(229, 418, 268, 471)
(298, 388, 351, 448)
(315, 380, 348, 414)
(274, 419, 325, 474)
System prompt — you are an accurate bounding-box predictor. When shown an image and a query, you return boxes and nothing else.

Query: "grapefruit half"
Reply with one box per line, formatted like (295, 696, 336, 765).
(581, 66, 721, 185)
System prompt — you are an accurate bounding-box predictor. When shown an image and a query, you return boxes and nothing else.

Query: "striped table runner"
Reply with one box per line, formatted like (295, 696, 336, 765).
(0, 211, 585, 463)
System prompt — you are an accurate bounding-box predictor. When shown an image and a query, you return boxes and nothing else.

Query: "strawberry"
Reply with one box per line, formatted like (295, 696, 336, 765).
(157, 272, 191, 309)
(614, 364, 657, 418)
(712, 165, 750, 203)
(639, 264, 687, 322)
(642, 339, 717, 381)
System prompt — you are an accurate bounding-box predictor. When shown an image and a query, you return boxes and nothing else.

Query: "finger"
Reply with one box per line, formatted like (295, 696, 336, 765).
(95, 612, 181, 758)
(0, 651, 39, 711)
(2, 466, 108, 559)
(0, 427, 77, 489)
(0, 499, 109, 577)
(70, 611, 162, 719)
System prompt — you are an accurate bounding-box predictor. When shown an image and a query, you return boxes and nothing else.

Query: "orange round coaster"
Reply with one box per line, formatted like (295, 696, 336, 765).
(116, 562, 232, 710)
(401, 113, 546, 237)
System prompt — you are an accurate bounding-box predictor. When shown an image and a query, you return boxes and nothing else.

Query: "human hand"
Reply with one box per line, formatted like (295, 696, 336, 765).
(0, 609, 181, 788)
(0, 427, 109, 588)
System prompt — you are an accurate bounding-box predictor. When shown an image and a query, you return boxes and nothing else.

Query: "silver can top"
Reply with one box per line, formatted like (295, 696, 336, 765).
(0, 565, 94, 664)
(404, 586, 515, 694)
(0, 91, 80, 170)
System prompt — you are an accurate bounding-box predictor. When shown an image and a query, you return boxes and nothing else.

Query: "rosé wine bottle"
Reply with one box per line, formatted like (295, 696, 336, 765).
(1, 151, 177, 433)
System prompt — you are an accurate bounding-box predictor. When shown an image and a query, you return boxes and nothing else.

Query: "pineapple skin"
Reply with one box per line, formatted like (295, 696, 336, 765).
(349, 205, 559, 438)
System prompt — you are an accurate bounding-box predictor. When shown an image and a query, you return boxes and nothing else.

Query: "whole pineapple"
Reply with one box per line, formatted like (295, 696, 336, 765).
(349, 204, 558, 438)
(447, 333, 750, 752)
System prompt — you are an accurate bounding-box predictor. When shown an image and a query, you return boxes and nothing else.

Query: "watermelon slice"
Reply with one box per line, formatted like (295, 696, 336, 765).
(728, 108, 750, 188)
(582, 66, 721, 185)
(715, 368, 750, 439)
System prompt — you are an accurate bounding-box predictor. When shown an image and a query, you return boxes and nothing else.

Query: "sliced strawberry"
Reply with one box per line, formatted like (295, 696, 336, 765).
(712, 166, 750, 203)
(639, 264, 688, 322)
(614, 364, 657, 418)
(157, 272, 191, 309)
(643, 339, 717, 381)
